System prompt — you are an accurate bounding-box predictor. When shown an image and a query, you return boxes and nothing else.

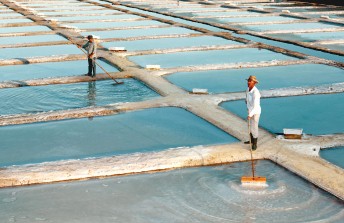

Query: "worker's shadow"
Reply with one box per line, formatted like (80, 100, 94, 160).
(87, 81, 96, 107)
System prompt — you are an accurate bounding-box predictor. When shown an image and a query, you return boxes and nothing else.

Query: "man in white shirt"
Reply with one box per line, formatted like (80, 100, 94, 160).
(245, 75, 261, 151)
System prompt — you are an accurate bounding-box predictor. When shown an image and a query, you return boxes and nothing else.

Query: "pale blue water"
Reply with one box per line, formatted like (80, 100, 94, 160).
(129, 48, 298, 68)
(102, 35, 242, 51)
(0, 18, 33, 24)
(53, 14, 143, 21)
(0, 60, 118, 81)
(41, 9, 119, 15)
(0, 107, 237, 167)
(82, 27, 199, 39)
(203, 15, 299, 24)
(244, 22, 342, 32)
(0, 79, 159, 115)
(320, 43, 344, 51)
(0, 161, 342, 222)
(117, 5, 344, 63)
(221, 93, 344, 135)
(0, 25, 51, 34)
(0, 34, 66, 45)
(268, 31, 344, 42)
(320, 146, 344, 169)
(166, 63, 344, 93)
(0, 44, 81, 59)
(191, 10, 263, 17)
(66, 20, 167, 29)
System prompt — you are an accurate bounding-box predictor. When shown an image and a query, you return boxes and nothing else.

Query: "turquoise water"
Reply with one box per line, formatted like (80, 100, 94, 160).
(320, 146, 344, 169)
(0, 160, 342, 222)
(166, 63, 344, 93)
(129, 48, 298, 68)
(0, 34, 66, 45)
(245, 22, 342, 32)
(102, 35, 242, 51)
(0, 44, 81, 59)
(268, 31, 344, 42)
(0, 60, 118, 81)
(0, 107, 237, 167)
(82, 26, 199, 39)
(0, 18, 33, 24)
(192, 10, 263, 17)
(53, 14, 143, 21)
(221, 93, 344, 135)
(41, 9, 119, 15)
(210, 16, 299, 24)
(67, 20, 167, 29)
(0, 25, 51, 34)
(0, 79, 159, 115)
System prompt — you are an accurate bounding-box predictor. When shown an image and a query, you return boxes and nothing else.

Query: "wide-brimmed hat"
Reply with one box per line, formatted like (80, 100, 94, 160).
(246, 75, 259, 84)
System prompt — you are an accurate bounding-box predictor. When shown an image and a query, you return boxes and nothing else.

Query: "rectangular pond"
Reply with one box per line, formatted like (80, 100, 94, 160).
(39, 9, 120, 15)
(0, 18, 33, 24)
(0, 34, 67, 45)
(0, 59, 118, 82)
(81, 26, 199, 39)
(320, 146, 344, 169)
(0, 79, 159, 116)
(0, 44, 81, 59)
(268, 31, 344, 42)
(0, 107, 237, 167)
(129, 48, 298, 68)
(66, 20, 167, 29)
(0, 25, 51, 34)
(165, 63, 344, 93)
(221, 93, 344, 135)
(244, 22, 342, 32)
(53, 14, 143, 21)
(0, 160, 342, 222)
(102, 35, 243, 51)
(191, 10, 265, 17)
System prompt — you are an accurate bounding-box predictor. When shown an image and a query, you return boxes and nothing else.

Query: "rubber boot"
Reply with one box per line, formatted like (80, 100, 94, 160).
(252, 138, 258, 151)
(244, 133, 254, 144)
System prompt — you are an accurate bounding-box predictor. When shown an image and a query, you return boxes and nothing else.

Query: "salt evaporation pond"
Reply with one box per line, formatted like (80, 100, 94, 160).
(53, 14, 143, 21)
(129, 48, 297, 68)
(0, 79, 159, 115)
(201, 15, 299, 24)
(320, 146, 344, 169)
(0, 44, 81, 59)
(221, 93, 344, 135)
(0, 25, 51, 34)
(0, 161, 343, 222)
(268, 31, 344, 42)
(0, 34, 66, 45)
(244, 22, 342, 32)
(65, 20, 166, 29)
(0, 18, 33, 24)
(0, 60, 118, 81)
(166, 63, 344, 93)
(81, 26, 199, 39)
(39, 9, 118, 15)
(102, 36, 242, 51)
(0, 107, 237, 167)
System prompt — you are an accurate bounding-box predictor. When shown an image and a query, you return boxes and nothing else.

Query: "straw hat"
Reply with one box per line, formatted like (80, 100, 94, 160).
(246, 75, 259, 84)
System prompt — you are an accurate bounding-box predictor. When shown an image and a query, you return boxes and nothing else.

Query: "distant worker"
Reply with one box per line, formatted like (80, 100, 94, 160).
(79, 35, 97, 77)
(245, 75, 261, 151)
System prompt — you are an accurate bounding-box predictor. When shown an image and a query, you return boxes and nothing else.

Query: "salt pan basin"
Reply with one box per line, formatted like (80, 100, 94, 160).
(0, 161, 342, 222)
(0, 60, 118, 82)
(129, 48, 297, 68)
(166, 64, 344, 93)
(82, 27, 199, 39)
(320, 146, 344, 169)
(0, 79, 159, 116)
(0, 107, 237, 167)
(0, 34, 67, 45)
(65, 20, 166, 29)
(102, 36, 242, 51)
(0, 25, 51, 34)
(0, 44, 81, 59)
(221, 93, 344, 135)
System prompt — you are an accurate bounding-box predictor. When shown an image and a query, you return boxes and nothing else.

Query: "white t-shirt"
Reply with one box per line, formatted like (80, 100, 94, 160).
(246, 86, 261, 117)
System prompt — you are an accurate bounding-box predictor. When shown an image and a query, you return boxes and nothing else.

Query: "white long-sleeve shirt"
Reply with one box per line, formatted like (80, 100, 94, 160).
(246, 86, 261, 117)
